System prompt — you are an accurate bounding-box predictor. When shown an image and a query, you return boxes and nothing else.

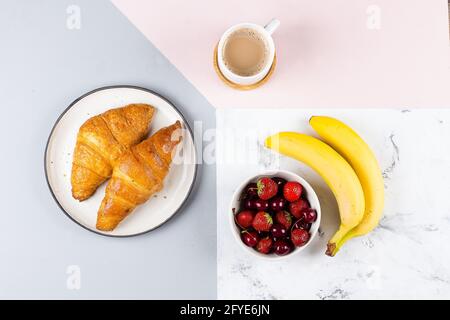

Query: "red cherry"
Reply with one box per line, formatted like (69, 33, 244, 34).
(273, 239, 292, 255)
(235, 210, 255, 228)
(293, 219, 312, 231)
(241, 230, 259, 247)
(272, 177, 287, 193)
(242, 198, 268, 211)
(240, 183, 258, 200)
(269, 196, 287, 212)
(242, 198, 255, 210)
(254, 199, 269, 210)
(302, 208, 317, 223)
(270, 223, 287, 238)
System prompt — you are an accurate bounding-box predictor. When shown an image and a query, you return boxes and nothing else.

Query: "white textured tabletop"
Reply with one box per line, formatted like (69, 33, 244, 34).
(217, 108, 450, 299)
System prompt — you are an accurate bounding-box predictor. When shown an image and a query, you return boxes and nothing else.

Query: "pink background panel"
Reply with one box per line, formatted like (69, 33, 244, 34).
(112, 0, 450, 108)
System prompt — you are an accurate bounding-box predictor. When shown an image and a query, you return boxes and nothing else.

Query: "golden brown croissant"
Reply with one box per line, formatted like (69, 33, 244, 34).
(71, 104, 155, 201)
(96, 121, 183, 231)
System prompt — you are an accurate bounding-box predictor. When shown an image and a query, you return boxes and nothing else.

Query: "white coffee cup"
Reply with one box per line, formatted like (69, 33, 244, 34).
(217, 19, 280, 86)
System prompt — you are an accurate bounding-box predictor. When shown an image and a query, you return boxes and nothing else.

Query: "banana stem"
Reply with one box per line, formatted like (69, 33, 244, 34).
(325, 243, 337, 256)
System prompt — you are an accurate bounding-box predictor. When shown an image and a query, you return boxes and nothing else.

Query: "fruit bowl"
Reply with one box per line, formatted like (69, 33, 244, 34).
(229, 169, 321, 260)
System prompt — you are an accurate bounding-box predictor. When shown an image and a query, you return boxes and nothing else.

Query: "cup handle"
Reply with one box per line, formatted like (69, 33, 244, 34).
(264, 19, 280, 35)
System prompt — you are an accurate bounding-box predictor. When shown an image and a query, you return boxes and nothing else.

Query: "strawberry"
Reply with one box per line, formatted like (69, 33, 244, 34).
(235, 210, 255, 229)
(256, 237, 273, 254)
(275, 210, 292, 229)
(289, 199, 310, 219)
(291, 228, 310, 247)
(257, 177, 278, 200)
(252, 211, 273, 232)
(283, 181, 303, 202)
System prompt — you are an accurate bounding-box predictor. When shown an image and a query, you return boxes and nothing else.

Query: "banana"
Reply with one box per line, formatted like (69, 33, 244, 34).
(265, 132, 365, 256)
(310, 116, 384, 256)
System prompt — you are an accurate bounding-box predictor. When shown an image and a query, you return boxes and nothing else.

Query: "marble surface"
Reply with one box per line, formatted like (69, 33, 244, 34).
(217, 108, 450, 299)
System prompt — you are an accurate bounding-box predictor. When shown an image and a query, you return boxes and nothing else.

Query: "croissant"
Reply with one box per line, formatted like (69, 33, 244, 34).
(96, 121, 183, 231)
(71, 104, 155, 201)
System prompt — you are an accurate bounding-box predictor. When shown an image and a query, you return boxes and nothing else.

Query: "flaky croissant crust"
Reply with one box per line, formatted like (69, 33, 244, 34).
(96, 121, 182, 231)
(71, 104, 155, 201)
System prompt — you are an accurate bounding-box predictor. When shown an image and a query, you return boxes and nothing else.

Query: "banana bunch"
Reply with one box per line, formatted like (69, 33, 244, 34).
(265, 116, 384, 256)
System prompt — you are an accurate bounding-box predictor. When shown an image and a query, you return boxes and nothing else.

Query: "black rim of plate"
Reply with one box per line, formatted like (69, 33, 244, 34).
(44, 85, 199, 238)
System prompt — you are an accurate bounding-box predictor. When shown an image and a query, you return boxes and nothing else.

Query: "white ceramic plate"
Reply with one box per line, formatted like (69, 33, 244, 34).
(45, 86, 197, 237)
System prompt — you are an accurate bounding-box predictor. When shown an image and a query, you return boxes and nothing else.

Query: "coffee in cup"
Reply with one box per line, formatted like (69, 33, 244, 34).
(216, 19, 280, 86)
(222, 28, 269, 77)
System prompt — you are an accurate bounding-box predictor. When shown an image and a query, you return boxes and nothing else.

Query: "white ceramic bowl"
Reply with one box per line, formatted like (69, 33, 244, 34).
(229, 169, 321, 260)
